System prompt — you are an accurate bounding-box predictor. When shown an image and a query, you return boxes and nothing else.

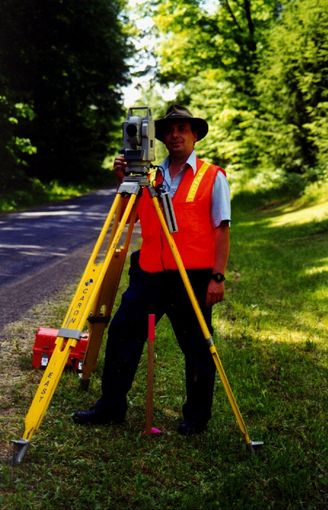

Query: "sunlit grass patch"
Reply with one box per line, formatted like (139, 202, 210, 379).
(268, 201, 328, 227)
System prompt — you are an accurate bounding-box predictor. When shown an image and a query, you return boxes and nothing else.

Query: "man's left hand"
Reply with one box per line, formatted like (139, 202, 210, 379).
(206, 280, 225, 307)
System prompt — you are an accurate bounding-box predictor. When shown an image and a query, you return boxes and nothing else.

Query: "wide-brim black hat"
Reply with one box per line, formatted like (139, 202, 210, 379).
(155, 104, 209, 142)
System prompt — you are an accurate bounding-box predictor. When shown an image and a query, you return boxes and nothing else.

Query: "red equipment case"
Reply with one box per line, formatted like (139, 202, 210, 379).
(32, 327, 89, 372)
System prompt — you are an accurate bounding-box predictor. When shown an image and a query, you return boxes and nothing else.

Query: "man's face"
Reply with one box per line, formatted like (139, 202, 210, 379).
(162, 121, 197, 159)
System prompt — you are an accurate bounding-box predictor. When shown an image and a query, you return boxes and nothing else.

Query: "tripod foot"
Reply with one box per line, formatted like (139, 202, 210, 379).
(247, 440, 264, 453)
(11, 439, 30, 466)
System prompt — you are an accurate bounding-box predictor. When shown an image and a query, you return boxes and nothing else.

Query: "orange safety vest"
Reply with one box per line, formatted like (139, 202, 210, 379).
(138, 157, 226, 272)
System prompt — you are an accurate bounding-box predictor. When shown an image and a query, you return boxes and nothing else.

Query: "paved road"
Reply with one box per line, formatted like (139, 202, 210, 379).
(0, 188, 118, 334)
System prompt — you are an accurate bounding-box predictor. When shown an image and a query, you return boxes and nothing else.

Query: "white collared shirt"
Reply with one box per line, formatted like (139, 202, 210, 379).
(159, 150, 231, 227)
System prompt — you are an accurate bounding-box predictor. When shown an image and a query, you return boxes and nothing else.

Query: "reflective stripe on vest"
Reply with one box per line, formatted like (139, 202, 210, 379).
(186, 161, 211, 202)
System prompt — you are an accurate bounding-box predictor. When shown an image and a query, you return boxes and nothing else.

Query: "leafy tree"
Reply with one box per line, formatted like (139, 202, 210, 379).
(255, 0, 328, 178)
(0, 0, 130, 186)
(0, 95, 17, 190)
(151, 0, 280, 171)
(143, 0, 327, 189)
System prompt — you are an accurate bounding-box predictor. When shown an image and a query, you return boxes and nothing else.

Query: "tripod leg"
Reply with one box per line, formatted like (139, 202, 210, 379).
(60, 193, 122, 327)
(80, 248, 125, 389)
(81, 206, 138, 388)
(12, 192, 139, 464)
(151, 194, 252, 445)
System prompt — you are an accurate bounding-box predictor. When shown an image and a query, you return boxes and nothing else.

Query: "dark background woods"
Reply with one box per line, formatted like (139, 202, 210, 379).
(0, 0, 327, 203)
(0, 0, 129, 193)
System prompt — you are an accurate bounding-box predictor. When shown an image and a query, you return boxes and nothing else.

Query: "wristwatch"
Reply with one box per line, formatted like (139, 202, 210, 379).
(211, 272, 225, 283)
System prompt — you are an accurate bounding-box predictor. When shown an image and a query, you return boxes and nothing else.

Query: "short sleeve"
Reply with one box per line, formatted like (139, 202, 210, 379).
(211, 171, 231, 227)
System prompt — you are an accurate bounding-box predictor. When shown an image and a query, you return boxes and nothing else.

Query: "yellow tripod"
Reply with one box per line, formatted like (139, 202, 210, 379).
(12, 170, 262, 465)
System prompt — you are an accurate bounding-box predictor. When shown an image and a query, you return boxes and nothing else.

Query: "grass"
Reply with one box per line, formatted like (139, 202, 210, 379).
(0, 177, 115, 213)
(0, 187, 327, 509)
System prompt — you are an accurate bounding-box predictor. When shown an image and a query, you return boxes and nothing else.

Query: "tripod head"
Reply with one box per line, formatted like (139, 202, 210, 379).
(121, 106, 155, 175)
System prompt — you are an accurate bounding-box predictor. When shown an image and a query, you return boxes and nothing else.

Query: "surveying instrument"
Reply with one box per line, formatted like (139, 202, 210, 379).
(11, 106, 263, 465)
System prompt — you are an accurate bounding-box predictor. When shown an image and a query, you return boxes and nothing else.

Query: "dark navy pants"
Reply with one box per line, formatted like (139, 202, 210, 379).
(97, 251, 216, 424)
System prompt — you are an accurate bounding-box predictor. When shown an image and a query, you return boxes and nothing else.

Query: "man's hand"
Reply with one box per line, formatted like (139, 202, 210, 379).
(206, 280, 225, 307)
(113, 155, 127, 182)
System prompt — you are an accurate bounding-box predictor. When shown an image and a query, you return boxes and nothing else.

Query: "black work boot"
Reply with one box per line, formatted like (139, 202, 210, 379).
(177, 419, 208, 435)
(72, 406, 125, 425)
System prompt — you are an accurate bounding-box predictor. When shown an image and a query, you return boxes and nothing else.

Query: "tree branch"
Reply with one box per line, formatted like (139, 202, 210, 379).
(244, 0, 256, 51)
(223, 0, 243, 33)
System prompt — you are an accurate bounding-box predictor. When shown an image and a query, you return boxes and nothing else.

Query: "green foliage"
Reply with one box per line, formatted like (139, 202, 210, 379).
(154, 0, 277, 86)
(0, 96, 17, 185)
(0, 179, 95, 212)
(255, 0, 328, 176)
(151, 0, 280, 173)
(0, 0, 130, 187)
(142, 0, 328, 188)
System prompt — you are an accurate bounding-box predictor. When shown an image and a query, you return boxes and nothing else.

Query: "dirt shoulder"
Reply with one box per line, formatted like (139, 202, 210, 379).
(0, 282, 74, 463)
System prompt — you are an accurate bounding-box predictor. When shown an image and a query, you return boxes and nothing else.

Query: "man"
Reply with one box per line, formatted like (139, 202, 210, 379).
(73, 105, 231, 435)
